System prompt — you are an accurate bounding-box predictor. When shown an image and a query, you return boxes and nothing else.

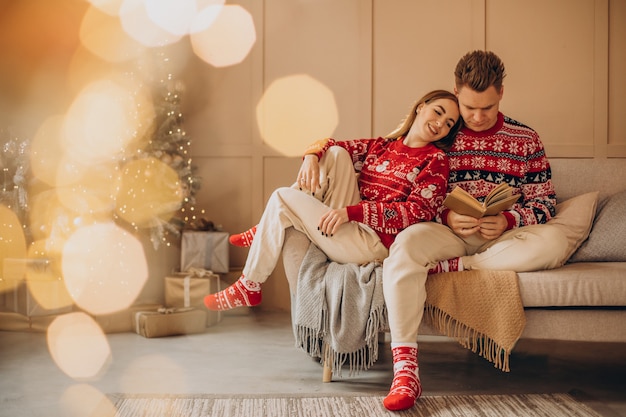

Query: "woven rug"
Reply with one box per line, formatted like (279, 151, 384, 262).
(101, 392, 604, 417)
(424, 270, 526, 372)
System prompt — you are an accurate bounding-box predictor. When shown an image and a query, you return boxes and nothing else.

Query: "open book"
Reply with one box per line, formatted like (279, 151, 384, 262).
(443, 183, 520, 218)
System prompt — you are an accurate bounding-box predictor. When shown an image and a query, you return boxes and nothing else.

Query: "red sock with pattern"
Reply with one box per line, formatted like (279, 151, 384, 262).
(428, 257, 463, 274)
(229, 225, 257, 247)
(383, 343, 422, 411)
(204, 276, 262, 311)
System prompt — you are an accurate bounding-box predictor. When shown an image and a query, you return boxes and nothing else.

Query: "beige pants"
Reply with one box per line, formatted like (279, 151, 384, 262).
(243, 147, 388, 283)
(382, 220, 570, 342)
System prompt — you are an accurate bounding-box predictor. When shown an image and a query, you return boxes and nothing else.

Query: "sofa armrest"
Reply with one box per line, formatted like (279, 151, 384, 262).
(282, 227, 313, 295)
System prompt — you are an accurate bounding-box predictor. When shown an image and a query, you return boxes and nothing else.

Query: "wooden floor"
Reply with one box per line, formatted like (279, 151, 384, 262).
(0, 309, 625, 417)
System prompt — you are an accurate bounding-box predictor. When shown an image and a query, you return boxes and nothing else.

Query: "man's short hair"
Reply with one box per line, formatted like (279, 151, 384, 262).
(454, 50, 506, 92)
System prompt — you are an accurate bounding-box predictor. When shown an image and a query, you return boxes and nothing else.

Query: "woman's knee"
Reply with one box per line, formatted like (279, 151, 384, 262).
(325, 145, 351, 161)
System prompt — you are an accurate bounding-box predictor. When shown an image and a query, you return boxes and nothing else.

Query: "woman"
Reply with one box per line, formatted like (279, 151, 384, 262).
(204, 89, 462, 312)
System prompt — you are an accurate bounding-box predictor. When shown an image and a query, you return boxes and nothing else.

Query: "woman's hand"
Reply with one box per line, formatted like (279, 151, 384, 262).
(318, 208, 349, 236)
(297, 154, 320, 193)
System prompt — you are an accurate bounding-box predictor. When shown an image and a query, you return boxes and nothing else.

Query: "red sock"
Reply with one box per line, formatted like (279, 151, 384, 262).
(428, 257, 463, 274)
(383, 344, 422, 411)
(204, 276, 262, 311)
(229, 226, 257, 247)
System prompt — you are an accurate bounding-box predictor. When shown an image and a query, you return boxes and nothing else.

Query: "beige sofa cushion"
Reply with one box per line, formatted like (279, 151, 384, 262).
(545, 191, 598, 264)
(517, 262, 626, 307)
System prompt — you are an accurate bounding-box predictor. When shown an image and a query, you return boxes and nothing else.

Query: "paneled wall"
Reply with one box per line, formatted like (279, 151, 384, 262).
(182, 0, 625, 311)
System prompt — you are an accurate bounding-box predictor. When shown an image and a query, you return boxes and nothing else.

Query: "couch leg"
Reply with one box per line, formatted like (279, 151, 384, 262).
(322, 343, 332, 382)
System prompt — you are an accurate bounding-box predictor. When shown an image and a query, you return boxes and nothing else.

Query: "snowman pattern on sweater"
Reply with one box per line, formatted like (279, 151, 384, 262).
(309, 137, 449, 248)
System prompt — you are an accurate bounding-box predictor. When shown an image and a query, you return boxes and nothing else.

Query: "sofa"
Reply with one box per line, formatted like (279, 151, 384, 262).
(281, 158, 626, 356)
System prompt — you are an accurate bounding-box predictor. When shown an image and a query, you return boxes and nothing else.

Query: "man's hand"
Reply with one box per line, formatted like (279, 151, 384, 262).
(297, 154, 320, 193)
(318, 208, 349, 236)
(447, 210, 481, 237)
(477, 213, 508, 240)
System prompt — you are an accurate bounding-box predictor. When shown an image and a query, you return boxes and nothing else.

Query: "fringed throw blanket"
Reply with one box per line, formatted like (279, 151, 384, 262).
(293, 244, 526, 374)
(293, 243, 388, 377)
(423, 270, 526, 372)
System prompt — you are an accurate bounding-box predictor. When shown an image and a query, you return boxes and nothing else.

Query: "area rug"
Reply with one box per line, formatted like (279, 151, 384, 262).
(102, 392, 604, 417)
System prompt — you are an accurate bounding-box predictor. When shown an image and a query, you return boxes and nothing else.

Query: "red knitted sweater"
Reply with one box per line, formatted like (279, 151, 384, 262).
(310, 137, 449, 248)
(440, 112, 557, 229)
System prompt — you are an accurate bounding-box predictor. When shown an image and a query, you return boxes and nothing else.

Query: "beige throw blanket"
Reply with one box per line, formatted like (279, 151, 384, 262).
(424, 270, 527, 372)
(294, 244, 526, 374)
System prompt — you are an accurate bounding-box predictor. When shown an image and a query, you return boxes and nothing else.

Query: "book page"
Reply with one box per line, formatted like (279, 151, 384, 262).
(443, 187, 485, 218)
(443, 183, 520, 218)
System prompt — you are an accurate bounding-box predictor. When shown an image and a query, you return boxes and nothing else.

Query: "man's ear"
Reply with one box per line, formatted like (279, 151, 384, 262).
(498, 85, 504, 99)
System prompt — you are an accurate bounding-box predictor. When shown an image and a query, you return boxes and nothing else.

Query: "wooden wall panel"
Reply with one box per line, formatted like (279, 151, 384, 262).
(372, 0, 482, 136)
(263, 0, 372, 147)
(608, 0, 626, 156)
(487, 0, 599, 158)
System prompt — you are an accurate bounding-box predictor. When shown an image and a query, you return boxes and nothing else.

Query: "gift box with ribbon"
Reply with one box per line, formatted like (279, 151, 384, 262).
(1, 258, 74, 317)
(133, 306, 207, 338)
(180, 231, 229, 273)
(164, 268, 222, 326)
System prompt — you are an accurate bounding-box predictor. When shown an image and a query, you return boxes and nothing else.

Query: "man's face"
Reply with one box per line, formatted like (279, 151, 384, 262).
(455, 85, 503, 132)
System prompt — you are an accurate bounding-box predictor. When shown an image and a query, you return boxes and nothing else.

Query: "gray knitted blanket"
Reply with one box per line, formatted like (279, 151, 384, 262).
(293, 243, 388, 377)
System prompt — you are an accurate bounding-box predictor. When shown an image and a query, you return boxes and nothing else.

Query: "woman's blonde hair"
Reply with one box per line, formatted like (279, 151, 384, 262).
(385, 89, 463, 151)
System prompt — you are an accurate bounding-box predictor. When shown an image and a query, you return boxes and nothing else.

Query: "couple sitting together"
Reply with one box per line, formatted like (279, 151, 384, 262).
(203, 50, 569, 412)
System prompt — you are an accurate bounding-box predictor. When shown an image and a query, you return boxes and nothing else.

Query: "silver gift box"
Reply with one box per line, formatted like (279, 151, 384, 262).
(180, 231, 229, 273)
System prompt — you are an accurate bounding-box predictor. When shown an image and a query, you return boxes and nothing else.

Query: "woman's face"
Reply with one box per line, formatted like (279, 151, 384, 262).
(413, 98, 460, 142)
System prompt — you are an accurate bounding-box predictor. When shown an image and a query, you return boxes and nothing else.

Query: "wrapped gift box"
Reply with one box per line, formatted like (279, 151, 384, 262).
(29, 314, 61, 332)
(181, 231, 229, 273)
(164, 269, 221, 326)
(134, 307, 207, 338)
(0, 311, 31, 332)
(0, 311, 67, 332)
(2, 258, 74, 317)
(92, 303, 162, 333)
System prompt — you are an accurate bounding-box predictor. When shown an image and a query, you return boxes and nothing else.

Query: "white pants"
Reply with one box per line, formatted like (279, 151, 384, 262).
(382, 221, 570, 342)
(243, 147, 389, 283)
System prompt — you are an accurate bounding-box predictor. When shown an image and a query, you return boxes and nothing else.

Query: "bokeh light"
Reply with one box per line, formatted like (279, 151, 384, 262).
(63, 78, 154, 166)
(26, 240, 74, 312)
(115, 157, 183, 228)
(119, 0, 182, 47)
(62, 222, 148, 315)
(60, 384, 117, 417)
(190, 5, 256, 67)
(80, 4, 146, 63)
(256, 74, 339, 156)
(47, 312, 112, 379)
(0, 205, 27, 293)
(145, 0, 198, 37)
(29, 189, 80, 243)
(85, 0, 124, 16)
(55, 163, 119, 223)
(31, 116, 73, 187)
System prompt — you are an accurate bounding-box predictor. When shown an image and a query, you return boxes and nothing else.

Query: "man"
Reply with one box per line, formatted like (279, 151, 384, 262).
(381, 50, 570, 412)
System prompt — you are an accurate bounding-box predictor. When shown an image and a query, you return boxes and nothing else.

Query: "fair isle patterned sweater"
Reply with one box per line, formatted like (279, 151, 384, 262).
(440, 112, 557, 229)
(310, 137, 449, 248)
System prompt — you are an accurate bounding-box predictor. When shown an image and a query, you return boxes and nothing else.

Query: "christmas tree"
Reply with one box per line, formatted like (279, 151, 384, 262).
(138, 74, 203, 249)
